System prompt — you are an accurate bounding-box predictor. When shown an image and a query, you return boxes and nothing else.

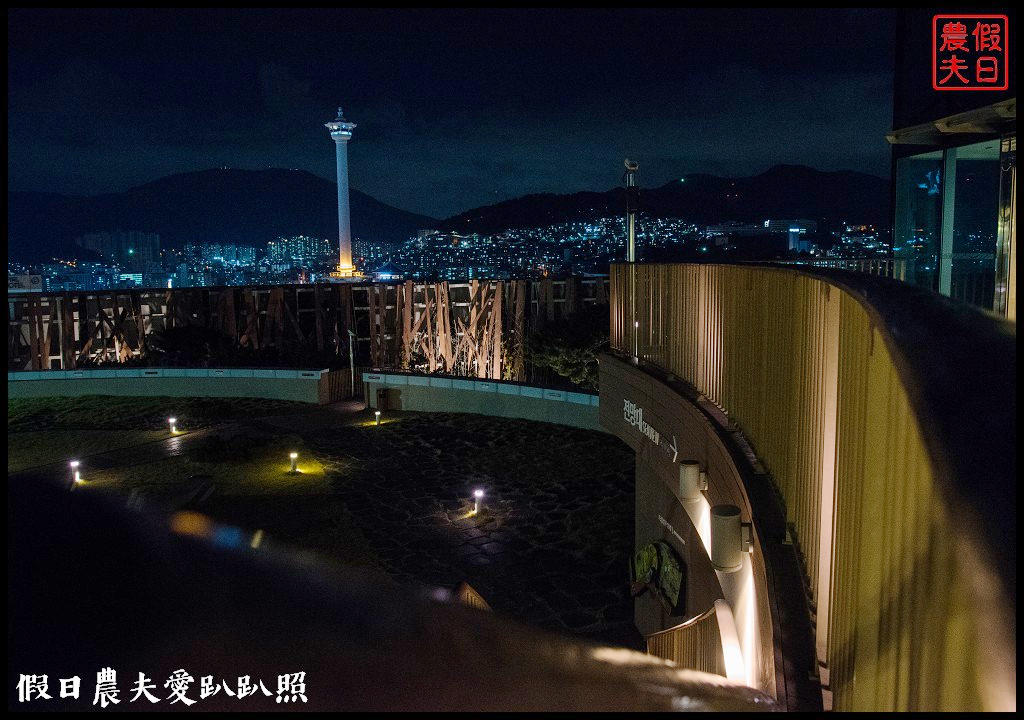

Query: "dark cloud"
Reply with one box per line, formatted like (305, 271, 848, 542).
(8, 8, 894, 218)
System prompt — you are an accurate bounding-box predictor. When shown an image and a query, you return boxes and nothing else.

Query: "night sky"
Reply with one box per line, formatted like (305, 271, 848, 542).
(8, 8, 895, 219)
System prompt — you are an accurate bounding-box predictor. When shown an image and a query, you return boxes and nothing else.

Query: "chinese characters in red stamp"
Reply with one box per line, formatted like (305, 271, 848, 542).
(933, 15, 1009, 91)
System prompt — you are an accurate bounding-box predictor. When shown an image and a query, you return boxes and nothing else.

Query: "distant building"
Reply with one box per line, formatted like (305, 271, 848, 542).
(353, 239, 400, 271)
(76, 231, 160, 273)
(236, 246, 257, 267)
(787, 231, 814, 254)
(202, 243, 223, 264)
(37, 261, 118, 291)
(117, 273, 144, 287)
(8, 274, 42, 293)
(372, 262, 405, 282)
(268, 236, 333, 264)
(707, 219, 817, 238)
(143, 270, 171, 289)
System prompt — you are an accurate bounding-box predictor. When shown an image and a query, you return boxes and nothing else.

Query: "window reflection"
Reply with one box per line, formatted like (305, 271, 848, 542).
(894, 151, 942, 292)
(950, 140, 1001, 309)
(894, 140, 1012, 315)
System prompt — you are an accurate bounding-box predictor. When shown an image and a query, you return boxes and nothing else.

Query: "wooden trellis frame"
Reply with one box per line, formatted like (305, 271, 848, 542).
(8, 277, 609, 378)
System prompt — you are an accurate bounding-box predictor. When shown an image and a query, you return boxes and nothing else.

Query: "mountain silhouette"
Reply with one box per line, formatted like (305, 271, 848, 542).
(7, 168, 436, 262)
(439, 165, 890, 235)
(8, 165, 889, 263)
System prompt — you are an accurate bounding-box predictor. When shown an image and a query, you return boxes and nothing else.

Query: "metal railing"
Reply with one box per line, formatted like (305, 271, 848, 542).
(610, 262, 1015, 712)
(777, 258, 1003, 314)
(774, 257, 908, 280)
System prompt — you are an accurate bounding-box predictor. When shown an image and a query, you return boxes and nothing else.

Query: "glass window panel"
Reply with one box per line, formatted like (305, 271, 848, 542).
(950, 140, 1001, 310)
(994, 136, 1016, 319)
(894, 150, 942, 292)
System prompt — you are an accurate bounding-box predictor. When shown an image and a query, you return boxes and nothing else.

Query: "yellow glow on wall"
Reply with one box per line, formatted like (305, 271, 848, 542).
(680, 495, 713, 560)
(611, 263, 1014, 710)
(714, 599, 747, 685)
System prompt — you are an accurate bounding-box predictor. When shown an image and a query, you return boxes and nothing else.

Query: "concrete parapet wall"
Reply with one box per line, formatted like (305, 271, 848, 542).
(8, 368, 328, 404)
(363, 372, 602, 431)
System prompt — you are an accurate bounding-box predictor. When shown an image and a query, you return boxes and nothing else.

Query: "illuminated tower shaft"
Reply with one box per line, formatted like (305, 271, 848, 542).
(325, 107, 357, 276)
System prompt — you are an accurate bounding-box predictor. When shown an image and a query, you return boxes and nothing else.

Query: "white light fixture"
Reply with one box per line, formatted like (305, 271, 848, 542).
(473, 488, 484, 514)
(711, 504, 744, 572)
(168, 417, 177, 434)
(289, 452, 298, 473)
(678, 461, 703, 501)
(375, 410, 381, 426)
(69, 460, 82, 486)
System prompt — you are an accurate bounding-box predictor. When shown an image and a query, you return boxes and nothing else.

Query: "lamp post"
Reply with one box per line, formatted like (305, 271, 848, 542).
(69, 460, 81, 487)
(375, 410, 381, 426)
(473, 489, 484, 514)
(625, 159, 640, 359)
(289, 452, 298, 473)
(348, 328, 356, 399)
(168, 417, 177, 434)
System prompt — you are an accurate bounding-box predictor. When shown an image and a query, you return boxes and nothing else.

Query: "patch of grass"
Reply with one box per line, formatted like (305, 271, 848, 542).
(72, 428, 378, 568)
(81, 430, 328, 499)
(187, 429, 307, 465)
(6, 429, 169, 473)
(7, 396, 314, 432)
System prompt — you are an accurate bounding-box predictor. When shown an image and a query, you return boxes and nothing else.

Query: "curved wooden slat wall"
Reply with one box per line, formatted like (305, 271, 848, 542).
(610, 263, 1012, 712)
(646, 604, 724, 676)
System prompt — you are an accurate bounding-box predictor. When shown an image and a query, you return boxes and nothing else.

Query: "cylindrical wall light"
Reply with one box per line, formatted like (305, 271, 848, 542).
(289, 452, 298, 473)
(375, 410, 381, 426)
(69, 460, 81, 487)
(711, 504, 743, 572)
(473, 488, 484, 514)
(679, 461, 705, 501)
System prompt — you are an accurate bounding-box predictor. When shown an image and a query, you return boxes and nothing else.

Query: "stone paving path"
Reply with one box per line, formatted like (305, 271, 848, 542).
(8, 424, 233, 482)
(11, 400, 643, 650)
(289, 409, 643, 650)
